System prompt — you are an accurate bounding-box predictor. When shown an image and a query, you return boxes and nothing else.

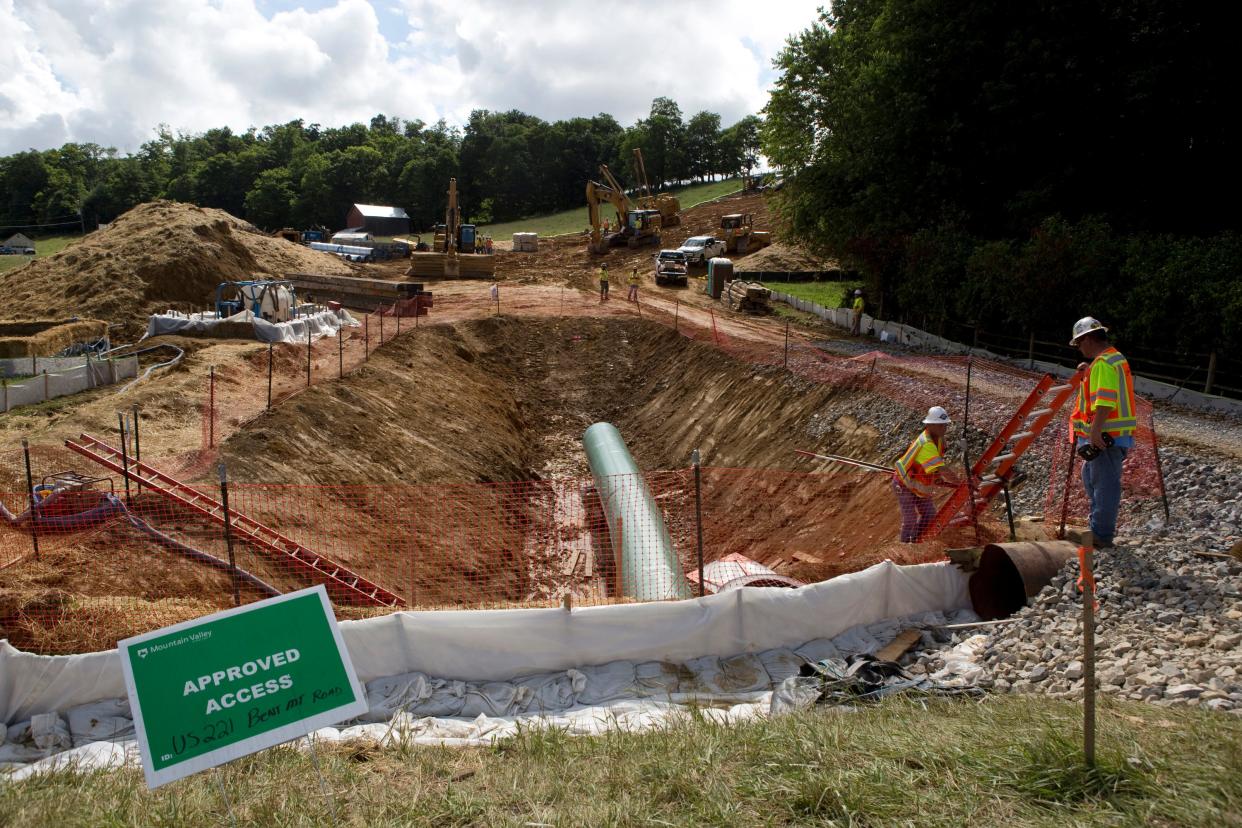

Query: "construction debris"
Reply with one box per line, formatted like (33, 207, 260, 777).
(512, 232, 539, 253)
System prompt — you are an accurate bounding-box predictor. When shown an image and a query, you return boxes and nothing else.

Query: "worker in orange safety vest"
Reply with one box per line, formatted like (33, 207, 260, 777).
(891, 406, 960, 542)
(1068, 316, 1136, 549)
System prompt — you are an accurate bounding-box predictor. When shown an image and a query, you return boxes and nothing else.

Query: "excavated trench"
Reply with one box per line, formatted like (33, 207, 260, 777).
(2, 316, 976, 651)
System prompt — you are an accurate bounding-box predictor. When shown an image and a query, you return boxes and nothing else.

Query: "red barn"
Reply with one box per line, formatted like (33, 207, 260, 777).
(344, 204, 411, 236)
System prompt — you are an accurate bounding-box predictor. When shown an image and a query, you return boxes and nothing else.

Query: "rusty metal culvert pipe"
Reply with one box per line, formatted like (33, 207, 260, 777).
(969, 540, 1078, 620)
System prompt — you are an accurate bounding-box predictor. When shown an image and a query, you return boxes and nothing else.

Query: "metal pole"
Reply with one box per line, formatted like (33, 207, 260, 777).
(1058, 446, 1079, 539)
(674, 300, 679, 333)
(397, 302, 401, 336)
(692, 449, 705, 598)
(208, 365, 215, 448)
(364, 313, 369, 358)
(1082, 540, 1096, 767)
(338, 329, 343, 378)
(1204, 350, 1217, 395)
(1150, 415, 1171, 523)
(710, 308, 720, 346)
(219, 463, 241, 607)
(118, 412, 132, 507)
(1028, 331, 1036, 370)
(267, 343, 273, 409)
(962, 356, 980, 545)
(1001, 479, 1016, 541)
(21, 438, 40, 561)
(379, 308, 384, 344)
(306, 329, 312, 387)
(131, 405, 142, 495)
(783, 319, 790, 368)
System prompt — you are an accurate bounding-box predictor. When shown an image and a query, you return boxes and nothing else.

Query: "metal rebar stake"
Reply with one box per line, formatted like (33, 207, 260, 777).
(118, 412, 132, 507)
(131, 405, 142, 495)
(21, 438, 39, 560)
(219, 463, 240, 607)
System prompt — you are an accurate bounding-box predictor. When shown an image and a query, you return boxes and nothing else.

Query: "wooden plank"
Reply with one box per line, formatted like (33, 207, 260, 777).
(875, 629, 921, 662)
(561, 548, 582, 576)
(792, 552, 823, 564)
(584, 545, 594, 578)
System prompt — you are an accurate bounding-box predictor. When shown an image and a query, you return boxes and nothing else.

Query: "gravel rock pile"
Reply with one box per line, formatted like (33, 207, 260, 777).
(910, 443, 1242, 713)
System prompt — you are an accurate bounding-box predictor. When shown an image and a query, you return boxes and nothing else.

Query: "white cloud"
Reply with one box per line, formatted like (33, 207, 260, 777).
(0, 0, 823, 155)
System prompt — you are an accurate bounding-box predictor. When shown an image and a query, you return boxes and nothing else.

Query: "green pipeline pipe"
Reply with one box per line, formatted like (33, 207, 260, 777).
(583, 422, 691, 601)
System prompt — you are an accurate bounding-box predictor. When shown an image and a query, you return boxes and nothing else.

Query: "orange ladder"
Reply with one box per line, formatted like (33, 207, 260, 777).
(916, 369, 1084, 542)
(65, 433, 402, 607)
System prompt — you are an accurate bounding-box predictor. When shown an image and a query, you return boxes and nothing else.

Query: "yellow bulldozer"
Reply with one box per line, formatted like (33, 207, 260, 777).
(719, 213, 771, 254)
(407, 178, 495, 278)
(632, 148, 680, 228)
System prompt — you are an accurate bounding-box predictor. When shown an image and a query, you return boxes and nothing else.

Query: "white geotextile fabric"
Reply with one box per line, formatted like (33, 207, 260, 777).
(144, 308, 358, 344)
(0, 560, 975, 778)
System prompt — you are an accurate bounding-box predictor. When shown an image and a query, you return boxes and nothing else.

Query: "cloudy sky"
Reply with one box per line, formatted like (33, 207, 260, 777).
(0, 0, 825, 156)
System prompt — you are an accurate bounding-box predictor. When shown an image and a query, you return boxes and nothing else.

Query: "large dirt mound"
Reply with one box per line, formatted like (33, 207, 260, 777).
(734, 241, 837, 272)
(0, 201, 354, 338)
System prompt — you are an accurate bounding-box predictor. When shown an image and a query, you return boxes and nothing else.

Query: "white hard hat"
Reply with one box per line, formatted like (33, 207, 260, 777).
(923, 406, 952, 425)
(1070, 316, 1108, 345)
(854, 289, 862, 296)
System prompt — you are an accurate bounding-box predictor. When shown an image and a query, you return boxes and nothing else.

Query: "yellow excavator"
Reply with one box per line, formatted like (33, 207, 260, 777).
(587, 165, 662, 254)
(407, 177, 495, 278)
(632, 148, 680, 228)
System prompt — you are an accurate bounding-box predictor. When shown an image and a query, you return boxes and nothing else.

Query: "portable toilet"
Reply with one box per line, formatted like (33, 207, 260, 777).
(706, 257, 733, 299)
(459, 224, 477, 253)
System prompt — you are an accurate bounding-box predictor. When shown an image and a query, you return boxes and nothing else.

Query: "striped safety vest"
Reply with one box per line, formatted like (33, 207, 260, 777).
(893, 430, 946, 497)
(1070, 347, 1137, 439)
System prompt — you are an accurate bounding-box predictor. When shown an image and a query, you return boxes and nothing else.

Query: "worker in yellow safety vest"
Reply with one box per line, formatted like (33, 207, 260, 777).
(850, 289, 864, 336)
(599, 263, 610, 301)
(891, 406, 959, 542)
(627, 266, 640, 302)
(1068, 316, 1136, 549)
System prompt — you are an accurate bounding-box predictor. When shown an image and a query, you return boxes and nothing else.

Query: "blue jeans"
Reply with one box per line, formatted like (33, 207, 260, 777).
(1078, 442, 1129, 545)
(892, 479, 935, 543)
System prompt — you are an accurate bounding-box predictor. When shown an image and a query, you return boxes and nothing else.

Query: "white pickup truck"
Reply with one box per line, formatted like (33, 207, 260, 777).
(677, 236, 727, 265)
(655, 250, 688, 285)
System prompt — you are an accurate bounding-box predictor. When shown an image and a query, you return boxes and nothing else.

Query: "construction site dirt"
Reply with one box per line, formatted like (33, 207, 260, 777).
(0, 190, 1226, 654)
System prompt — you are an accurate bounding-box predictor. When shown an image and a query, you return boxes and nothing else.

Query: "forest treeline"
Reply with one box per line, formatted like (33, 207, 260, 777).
(764, 1, 1240, 359)
(0, 98, 760, 232)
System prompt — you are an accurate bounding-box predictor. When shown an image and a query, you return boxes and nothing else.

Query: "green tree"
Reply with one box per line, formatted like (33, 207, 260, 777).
(244, 168, 296, 229)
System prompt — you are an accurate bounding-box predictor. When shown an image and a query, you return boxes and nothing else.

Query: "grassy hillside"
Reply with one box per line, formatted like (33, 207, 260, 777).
(765, 279, 866, 310)
(478, 178, 744, 240)
(0, 234, 83, 274)
(3, 695, 1238, 826)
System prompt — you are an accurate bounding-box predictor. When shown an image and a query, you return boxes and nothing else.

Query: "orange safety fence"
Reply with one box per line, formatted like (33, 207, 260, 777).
(1, 463, 986, 654)
(0, 284, 1167, 652)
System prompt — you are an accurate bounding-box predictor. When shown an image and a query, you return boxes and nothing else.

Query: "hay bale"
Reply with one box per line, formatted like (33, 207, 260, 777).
(0, 318, 109, 358)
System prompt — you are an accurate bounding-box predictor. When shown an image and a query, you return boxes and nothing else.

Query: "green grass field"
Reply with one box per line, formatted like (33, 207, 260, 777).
(763, 279, 866, 310)
(0, 234, 82, 274)
(477, 178, 744, 240)
(3, 695, 1238, 827)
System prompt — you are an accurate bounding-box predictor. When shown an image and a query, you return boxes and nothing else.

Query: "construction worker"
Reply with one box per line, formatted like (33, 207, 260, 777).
(599, 263, 610, 301)
(850, 289, 864, 336)
(1069, 316, 1136, 549)
(627, 266, 640, 302)
(892, 406, 959, 542)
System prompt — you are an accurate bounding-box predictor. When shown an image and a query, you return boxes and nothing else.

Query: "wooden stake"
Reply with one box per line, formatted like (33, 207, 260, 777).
(1081, 534, 1096, 767)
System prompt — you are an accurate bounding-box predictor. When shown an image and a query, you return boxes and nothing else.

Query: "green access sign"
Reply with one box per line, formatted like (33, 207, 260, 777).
(119, 586, 367, 788)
